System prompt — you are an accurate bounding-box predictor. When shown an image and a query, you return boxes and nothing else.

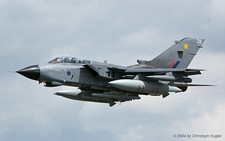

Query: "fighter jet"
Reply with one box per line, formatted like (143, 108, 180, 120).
(17, 37, 211, 107)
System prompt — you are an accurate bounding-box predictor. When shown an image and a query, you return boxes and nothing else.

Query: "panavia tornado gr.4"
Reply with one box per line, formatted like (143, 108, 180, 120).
(17, 37, 211, 107)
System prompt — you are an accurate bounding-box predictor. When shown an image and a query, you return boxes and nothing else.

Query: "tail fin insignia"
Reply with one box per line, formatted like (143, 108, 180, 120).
(183, 43, 189, 50)
(145, 37, 204, 68)
(169, 60, 180, 68)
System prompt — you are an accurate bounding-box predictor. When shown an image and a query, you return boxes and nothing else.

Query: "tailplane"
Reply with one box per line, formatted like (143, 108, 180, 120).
(145, 37, 204, 68)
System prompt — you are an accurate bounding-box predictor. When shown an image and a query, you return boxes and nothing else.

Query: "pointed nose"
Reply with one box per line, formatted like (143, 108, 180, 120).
(17, 65, 40, 80)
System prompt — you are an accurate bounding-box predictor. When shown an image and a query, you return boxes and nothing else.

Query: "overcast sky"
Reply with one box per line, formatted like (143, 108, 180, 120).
(0, 0, 225, 141)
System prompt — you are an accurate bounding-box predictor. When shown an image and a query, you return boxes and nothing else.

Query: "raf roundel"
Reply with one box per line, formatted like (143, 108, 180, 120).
(67, 71, 71, 76)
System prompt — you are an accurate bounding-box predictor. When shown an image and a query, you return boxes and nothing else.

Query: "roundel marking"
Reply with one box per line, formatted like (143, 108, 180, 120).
(67, 71, 71, 76)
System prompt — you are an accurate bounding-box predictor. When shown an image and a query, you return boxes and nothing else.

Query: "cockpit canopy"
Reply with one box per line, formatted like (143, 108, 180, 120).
(48, 57, 91, 64)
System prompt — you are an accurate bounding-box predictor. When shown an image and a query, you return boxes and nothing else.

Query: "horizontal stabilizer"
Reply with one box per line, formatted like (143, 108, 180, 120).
(185, 68, 205, 75)
(186, 68, 206, 71)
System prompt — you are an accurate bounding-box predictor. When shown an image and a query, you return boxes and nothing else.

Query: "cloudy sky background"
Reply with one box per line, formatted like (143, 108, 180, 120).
(0, 0, 225, 140)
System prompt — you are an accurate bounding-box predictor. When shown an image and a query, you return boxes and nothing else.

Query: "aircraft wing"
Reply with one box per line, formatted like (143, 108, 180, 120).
(84, 63, 204, 78)
(174, 83, 215, 87)
(83, 64, 99, 76)
(125, 68, 186, 74)
(83, 64, 126, 78)
(125, 68, 206, 76)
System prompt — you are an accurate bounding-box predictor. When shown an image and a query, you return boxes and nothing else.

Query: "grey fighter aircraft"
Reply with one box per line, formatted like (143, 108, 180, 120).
(17, 37, 211, 106)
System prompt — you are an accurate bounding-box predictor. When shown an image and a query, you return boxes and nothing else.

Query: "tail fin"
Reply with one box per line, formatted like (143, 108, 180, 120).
(146, 37, 204, 68)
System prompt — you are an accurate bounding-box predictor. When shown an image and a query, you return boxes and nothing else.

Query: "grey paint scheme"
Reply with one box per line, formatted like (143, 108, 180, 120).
(145, 37, 204, 68)
(17, 37, 208, 107)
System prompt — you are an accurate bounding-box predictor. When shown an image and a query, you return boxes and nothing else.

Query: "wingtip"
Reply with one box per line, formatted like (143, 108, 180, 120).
(175, 83, 216, 87)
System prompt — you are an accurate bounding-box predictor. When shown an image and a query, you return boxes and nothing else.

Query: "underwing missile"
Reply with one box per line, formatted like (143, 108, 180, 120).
(54, 89, 82, 96)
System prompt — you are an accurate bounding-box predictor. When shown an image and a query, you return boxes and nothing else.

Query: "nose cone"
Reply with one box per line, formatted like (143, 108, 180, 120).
(17, 65, 40, 80)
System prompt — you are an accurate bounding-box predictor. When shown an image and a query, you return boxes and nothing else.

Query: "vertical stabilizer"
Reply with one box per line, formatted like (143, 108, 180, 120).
(146, 37, 204, 68)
